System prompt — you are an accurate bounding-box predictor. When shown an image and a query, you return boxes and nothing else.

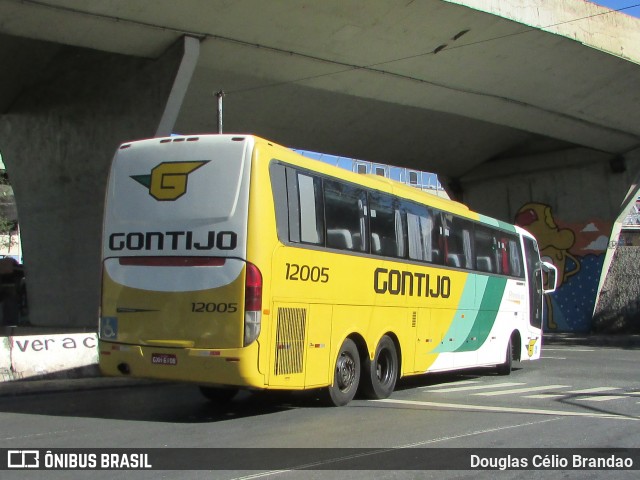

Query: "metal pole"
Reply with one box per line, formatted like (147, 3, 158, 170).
(215, 90, 225, 134)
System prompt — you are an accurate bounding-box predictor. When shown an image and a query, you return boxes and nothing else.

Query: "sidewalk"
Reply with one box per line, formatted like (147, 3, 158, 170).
(0, 375, 160, 397)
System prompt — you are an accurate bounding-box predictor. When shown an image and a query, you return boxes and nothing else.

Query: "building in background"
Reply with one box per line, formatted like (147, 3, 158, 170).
(618, 198, 640, 246)
(295, 150, 448, 198)
(0, 151, 26, 326)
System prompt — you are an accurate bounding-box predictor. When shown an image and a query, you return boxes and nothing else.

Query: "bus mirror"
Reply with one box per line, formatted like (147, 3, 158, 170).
(541, 261, 558, 294)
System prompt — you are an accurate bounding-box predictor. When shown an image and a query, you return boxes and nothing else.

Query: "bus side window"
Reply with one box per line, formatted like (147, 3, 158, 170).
(270, 162, 290, 243)
(369, 192, 405, 258)
(431, 212, 444, 265)
(405, 202, 435, 263)
(475, 226, 495, 273)
(509, 239, 524, 277)
(297, 173, 324, 245)
(444, 214, 474, 270)
(324, 180, 368, 252)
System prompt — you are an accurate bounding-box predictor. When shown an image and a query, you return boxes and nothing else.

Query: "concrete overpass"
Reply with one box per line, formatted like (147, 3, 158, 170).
(1, 0, 639, 332)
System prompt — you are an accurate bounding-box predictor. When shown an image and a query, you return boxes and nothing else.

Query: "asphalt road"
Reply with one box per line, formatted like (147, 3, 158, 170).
(0, 343, 638, 479)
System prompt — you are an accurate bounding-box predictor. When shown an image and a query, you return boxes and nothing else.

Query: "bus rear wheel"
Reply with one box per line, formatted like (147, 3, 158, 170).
(361, 335, 398, 399)
(326, 338, 360, 407)
(199, 386, 239, 404)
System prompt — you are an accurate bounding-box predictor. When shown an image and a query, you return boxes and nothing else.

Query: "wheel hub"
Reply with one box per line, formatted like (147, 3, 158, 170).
(336, 353, 356, 391)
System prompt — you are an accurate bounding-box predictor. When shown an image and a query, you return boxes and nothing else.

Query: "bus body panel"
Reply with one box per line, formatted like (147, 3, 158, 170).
(101, 258, 246, 349)
(99, 341, 265, 388)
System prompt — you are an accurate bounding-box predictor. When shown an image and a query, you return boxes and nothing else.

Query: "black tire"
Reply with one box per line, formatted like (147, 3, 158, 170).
(361, 335, 398, 399)
(326, 338, 360, 407)
(496, 339, 513, 376)
(199, 386, 239, 404)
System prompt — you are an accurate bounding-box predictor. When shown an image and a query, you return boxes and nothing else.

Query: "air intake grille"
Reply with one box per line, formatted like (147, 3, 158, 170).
(274, 307, 307, 376)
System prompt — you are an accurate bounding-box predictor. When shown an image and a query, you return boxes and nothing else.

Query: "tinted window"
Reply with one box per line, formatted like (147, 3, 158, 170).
(324, 180, 367, 252)
(271, 162, 525, 279)
(475, 226, 495, 273)
(444, 214, 474, 270)
(494, 233, 520, 276)
(369, 192, 404, 257)
(508, 238, 524, 277)
(405, 201, 439, 263)
(297, 173, 324, 245)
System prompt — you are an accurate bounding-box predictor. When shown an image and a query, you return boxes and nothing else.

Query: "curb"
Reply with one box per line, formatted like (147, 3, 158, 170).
(0, 377, 160, 397)
(543, 333, 640, 348)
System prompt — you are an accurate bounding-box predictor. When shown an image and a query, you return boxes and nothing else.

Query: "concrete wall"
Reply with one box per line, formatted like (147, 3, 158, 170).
(593, 240, 640, 333)
(0, 37, 189, 327)
(0, 333, 98, 381)
(462, 148, 640, 333)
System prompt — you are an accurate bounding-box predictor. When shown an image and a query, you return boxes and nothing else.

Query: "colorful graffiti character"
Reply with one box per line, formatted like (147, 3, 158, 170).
(515, 203, 580, 329)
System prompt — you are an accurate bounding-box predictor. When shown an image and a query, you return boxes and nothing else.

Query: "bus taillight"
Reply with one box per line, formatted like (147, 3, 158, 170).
(244, 262, 262, 346)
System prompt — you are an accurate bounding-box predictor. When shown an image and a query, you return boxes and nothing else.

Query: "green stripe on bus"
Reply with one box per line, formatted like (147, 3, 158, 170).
(455, 276, 507, 352)
(433, 275, 478, 353)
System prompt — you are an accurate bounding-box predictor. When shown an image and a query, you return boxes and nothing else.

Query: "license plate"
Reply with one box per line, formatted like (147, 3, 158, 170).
(151, 353, 177, 366)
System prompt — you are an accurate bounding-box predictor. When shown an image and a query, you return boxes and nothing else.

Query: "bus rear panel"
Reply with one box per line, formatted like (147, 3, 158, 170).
(99, 135, 265, 388)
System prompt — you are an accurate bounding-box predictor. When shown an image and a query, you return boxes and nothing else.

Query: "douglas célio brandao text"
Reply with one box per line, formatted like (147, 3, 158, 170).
(470, 453, 634, 470)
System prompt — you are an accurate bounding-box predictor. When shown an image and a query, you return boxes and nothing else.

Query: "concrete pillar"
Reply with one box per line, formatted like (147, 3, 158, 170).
(592, 147, 640, 333)
(461, 148, 640, 333)
(0, 35, 199, 329)
(593, 246, 640, 333)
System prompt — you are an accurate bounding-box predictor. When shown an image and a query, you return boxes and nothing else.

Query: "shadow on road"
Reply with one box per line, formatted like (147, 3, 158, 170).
(0, 383, 334, 423)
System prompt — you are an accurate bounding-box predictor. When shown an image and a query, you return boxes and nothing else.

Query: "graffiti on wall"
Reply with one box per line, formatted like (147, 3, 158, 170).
(515, 203, 610, 332)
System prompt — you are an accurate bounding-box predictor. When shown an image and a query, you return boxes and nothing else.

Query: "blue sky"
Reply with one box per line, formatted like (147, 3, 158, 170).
(591, 1, 640, 17)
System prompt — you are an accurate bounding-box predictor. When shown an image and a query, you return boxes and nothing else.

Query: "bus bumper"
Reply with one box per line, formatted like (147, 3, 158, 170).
(98, 340, 265, 388)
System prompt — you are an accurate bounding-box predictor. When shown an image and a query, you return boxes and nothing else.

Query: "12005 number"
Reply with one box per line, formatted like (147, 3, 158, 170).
(191, 302, 238, 313)
(285, 263, 329, 283)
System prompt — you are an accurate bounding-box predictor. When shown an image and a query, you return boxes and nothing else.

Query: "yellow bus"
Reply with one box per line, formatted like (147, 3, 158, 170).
(99, 135, 556, 406)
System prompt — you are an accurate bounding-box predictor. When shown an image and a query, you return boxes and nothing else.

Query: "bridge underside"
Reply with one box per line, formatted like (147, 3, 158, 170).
(0, 0, 639, 332)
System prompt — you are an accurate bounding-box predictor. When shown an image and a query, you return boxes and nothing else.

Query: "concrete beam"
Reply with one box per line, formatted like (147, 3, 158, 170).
(156, 36, 200, 137)
(0, 36, 198, 328)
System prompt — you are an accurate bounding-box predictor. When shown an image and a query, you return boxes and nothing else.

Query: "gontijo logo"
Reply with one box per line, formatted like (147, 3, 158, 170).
(131, 161, 209, 201)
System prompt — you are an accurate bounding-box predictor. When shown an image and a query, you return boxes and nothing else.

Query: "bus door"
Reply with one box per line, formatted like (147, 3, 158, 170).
(523, 237, 543, 331)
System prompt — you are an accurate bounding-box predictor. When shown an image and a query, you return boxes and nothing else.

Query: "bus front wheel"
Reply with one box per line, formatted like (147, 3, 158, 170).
(361, 335, 398, 399)
(496, 340, 513, 376)
(326, 338, 360, 407)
